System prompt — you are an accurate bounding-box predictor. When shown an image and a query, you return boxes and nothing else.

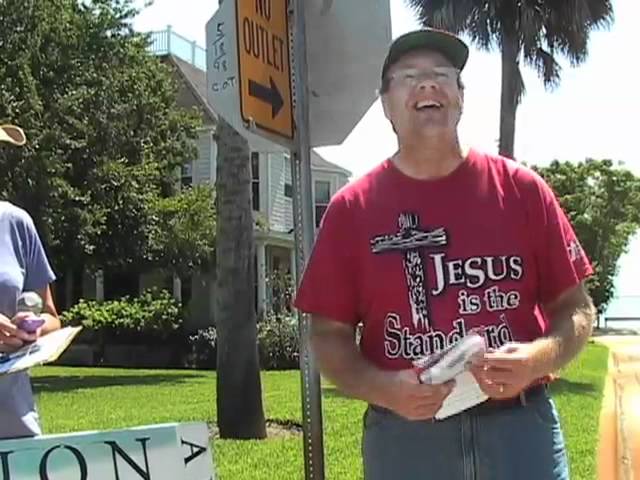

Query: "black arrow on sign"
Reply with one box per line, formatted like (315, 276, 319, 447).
(248, 77, 284, 119)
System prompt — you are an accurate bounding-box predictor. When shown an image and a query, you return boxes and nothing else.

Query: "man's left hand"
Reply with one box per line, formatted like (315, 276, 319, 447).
(470, 342, 544, 399)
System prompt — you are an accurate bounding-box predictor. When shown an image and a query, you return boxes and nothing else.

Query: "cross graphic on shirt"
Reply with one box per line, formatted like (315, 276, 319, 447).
(370, 213, 448, 330)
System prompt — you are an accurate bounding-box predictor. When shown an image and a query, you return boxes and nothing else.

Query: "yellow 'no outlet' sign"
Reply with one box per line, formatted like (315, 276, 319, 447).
(236, 0, 294, 140)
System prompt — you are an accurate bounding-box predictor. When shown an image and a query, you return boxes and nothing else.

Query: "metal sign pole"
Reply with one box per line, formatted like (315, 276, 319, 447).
(290, 0, 325, 478)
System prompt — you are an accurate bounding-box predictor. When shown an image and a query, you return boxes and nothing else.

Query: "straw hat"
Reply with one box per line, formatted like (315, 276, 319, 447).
(0, 125, 26, 146)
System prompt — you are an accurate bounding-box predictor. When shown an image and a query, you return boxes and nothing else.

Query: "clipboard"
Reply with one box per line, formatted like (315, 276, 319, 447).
(0, 326, 82, 375)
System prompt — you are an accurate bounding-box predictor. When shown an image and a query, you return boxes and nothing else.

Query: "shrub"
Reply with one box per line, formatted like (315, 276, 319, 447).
(184, 326, 217, 369)
(265, 270, 294, 317)
(257, 312, 299, 370)
(62, 288, 183, 343)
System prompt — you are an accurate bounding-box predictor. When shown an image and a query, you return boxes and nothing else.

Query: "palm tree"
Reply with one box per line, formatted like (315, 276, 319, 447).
(406, 0, 613, 158)
(213, 0, 266, 441)
(214, 115, 267, 439)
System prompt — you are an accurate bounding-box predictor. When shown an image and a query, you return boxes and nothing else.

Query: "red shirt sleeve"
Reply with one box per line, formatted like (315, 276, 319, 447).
(293, 193, 360, 326)
(526, 170, 594, 305)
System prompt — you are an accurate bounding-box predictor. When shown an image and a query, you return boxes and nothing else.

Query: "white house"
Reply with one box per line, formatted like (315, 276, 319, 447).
(151, 29, 351, 330)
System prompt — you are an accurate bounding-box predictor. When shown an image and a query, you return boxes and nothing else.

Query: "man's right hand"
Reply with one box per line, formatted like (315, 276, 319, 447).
(309, 316, 455, 420)
(0, 314, 36, 353)
(378, 369, 455, 421)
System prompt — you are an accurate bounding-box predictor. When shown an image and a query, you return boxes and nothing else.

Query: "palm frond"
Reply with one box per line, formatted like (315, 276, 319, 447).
(467, 3, 501, 50)
(527, 47, 561, 89)
(407, 0, 614, 87)
(405, 0, 476, 35)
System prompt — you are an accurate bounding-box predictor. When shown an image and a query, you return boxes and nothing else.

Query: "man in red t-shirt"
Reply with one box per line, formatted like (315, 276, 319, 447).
(294, 28, 595, 480)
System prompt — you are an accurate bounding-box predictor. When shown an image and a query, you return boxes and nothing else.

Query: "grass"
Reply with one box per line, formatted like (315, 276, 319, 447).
(31, 342, 609, 479)
(549, 341, 610, 480)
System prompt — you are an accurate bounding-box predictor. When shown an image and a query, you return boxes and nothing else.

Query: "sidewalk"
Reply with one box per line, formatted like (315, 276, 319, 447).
(593, 335, 640, 480)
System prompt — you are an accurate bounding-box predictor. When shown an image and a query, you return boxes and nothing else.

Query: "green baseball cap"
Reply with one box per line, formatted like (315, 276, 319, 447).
(0, 124, 26, 146)
(381, 28, 469, 82)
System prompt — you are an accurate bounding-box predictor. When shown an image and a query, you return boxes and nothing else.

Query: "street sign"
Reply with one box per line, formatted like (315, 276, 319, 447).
(236, 0, 294, 140)
(205, 0, 290, 151)
(305, 0, 391, 147)
(207, 0, 391, 149)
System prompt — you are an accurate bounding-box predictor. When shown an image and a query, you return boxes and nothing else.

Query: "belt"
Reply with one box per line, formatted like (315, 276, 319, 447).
(368, 383, 548, 419)
(470, 383, 548, 415)
(369, 383, 548, 414)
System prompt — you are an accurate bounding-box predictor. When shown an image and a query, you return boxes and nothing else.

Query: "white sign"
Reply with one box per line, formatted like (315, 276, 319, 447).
(305, 0, 392, 147)
(0, 422, 215, 479)
(205, 0, 290, 152)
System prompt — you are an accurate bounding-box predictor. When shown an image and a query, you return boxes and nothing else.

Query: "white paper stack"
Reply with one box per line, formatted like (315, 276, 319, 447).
(435, 370, 488, 419)
(413, 332, 489, 419)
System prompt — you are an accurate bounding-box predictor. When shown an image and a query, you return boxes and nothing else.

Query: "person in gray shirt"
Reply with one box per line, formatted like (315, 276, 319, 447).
(0, 123, 60, 439)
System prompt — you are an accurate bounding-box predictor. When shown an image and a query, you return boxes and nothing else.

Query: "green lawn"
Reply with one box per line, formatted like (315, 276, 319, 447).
(549, 341, 610, 480)
(32, 342, 609, 479)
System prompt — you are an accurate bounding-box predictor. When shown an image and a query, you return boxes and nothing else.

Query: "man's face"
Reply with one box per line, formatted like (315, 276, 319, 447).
(381, 49, 464, 139)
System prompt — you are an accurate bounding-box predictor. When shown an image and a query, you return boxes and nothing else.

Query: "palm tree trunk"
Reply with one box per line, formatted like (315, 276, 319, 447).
(214, 117, 267, 439)
(498, 31, 519, 159)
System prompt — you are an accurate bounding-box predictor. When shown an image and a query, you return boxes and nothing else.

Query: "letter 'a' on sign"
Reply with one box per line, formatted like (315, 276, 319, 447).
(236, 0, 294, 140)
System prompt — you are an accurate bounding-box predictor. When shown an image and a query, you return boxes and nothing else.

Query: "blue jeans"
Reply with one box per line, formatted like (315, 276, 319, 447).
(362, 388, 569, 479)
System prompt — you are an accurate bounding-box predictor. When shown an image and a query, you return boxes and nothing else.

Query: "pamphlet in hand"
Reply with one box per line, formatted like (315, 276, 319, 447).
(0, 326, 82, 376)
(413, 331, 488, 419)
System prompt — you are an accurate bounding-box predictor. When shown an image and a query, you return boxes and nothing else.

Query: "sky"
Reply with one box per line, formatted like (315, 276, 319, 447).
(132, 0, 640, 310)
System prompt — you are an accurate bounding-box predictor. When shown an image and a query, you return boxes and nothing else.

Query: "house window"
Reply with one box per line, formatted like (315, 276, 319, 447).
(314, 180, 331, 227)
(104, 269, 139, 300)
(253, 253, 258, 314)
(284, 155, 293, 199)
(251, 152, 260, 211)
(181, 163, 193, 187)
(181, 275, 192, 307)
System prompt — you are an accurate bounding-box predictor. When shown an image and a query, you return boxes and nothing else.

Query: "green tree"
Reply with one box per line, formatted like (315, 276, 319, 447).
(149, 185, 217, 278)
(0, 0, 214, 288)
(534, 159, 640, 314)
(407, 0, 613, 158)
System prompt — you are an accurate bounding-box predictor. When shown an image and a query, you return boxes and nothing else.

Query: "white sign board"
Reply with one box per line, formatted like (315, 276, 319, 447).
(0, 422, 215, 479)
(305, 0, 392, 147)
(205, 0, 290, 152)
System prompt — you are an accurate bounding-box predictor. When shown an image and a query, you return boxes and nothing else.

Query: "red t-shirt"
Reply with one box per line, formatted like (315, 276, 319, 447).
(293, 149, 593, 371)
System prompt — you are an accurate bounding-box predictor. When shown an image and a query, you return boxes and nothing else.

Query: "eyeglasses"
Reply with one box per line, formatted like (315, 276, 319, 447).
(386, 66, 460, 89)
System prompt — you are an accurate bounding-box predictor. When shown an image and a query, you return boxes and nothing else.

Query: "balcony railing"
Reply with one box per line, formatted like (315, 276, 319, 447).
(147, 26, 206, 71)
